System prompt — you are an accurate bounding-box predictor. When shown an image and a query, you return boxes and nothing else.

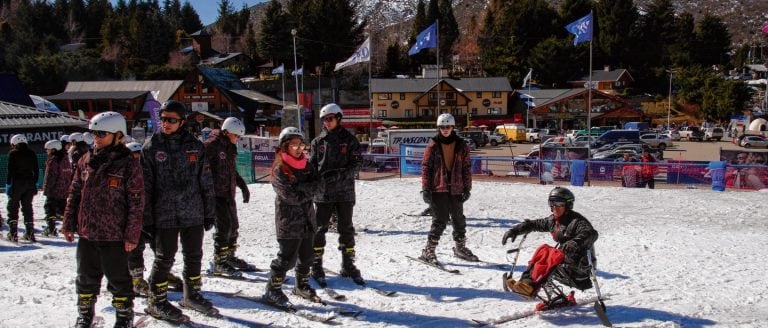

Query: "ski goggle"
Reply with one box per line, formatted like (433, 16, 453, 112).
(548, 198, 569, 208)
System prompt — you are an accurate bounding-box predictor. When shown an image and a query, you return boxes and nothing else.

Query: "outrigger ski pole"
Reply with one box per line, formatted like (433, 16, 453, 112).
(587, 247, 612, 327)
(502, 233, 528, 291)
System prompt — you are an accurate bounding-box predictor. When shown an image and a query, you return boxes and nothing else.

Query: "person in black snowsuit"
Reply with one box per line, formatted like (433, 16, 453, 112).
(204, 117, 253, 275)
(502, 187, 598, 309)
(5, 134, 39, 242)
(309, 103, 364, 286)
(263, 127, 319, 305)
(141, 100, 217, 322)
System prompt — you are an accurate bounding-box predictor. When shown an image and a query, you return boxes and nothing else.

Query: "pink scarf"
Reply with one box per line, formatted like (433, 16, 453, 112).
(281, 152, 307, 170)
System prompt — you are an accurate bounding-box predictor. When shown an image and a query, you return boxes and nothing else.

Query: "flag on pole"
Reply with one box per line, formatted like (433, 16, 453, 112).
(272, 64, 284, 74)
(762, 23, 768, 34)
(522, 68, 533, 88)
(292, 66, 303, 76)
(334, 38, 371, 71)
(408, 22, 438, 56)
(565, 13, 593, 45)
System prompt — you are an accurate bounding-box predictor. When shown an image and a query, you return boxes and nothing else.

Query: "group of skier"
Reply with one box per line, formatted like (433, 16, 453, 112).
(4, 104, 602, 326)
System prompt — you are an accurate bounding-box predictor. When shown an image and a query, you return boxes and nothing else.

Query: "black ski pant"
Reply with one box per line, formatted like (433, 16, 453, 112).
(270, 236, 314, 276)
(75, 238, 134, 301)
(43, 197, 66, 219)
(314, 201, 355, 250)
(6, 184, 35, 231)
(127, 234, 156, 276)
(427, 192, 467, 242)
(148, 225, 204, 284)
(640, 177, 655, 189)
(213, 197, 239, 250)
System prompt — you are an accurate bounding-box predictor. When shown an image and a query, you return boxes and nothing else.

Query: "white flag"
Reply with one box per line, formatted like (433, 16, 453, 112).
(522, 68, 532, 88)
(334, 38, 371, 71)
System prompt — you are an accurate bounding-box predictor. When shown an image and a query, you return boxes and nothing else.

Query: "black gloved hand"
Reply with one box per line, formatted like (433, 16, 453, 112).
(241, 187, 250, 203)
(204, 217, 215, 231)
(141, 226, 155, 241)
(562, 240, 579, 255)
(421, 190, 432, 204)
(502, 227, 519, 245)
(460, 189, 471, 202)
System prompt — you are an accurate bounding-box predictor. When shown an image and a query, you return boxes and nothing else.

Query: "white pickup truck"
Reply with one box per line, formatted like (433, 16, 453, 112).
(678, 126, 704, 141)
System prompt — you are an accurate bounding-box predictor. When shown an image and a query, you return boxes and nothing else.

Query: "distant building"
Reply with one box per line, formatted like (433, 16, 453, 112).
(567, 67, 634, 95)
(522, 88, 642, 130)
(186, 29, 252, 69)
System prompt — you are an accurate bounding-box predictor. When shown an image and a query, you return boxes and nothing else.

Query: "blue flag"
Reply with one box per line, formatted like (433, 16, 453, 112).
(291, 66, 303, 76)
(272, 64, 284, 74)
(408, 22, 438, 56)
(565, 13, 593, 45)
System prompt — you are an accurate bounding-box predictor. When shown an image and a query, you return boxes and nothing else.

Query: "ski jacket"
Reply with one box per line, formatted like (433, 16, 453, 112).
(69, 142, 90, 171)
(517, 210, 598, 267)
(62, 145, 144, 244)
(421, 134, 472, 195)
(640, 154, 657, 179)
(7, 144, 39, 197)
(310, 127, 361, 203)
(43, 150, 72, 198)
(204, 134, 244, 200)
(141, 130, 215, 229)
(271, 155, 318, 239)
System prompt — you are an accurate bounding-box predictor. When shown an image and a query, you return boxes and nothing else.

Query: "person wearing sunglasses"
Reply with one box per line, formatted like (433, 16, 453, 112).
(62, 112, 145, 328)
(263, 127, 320, 305)
(203, 117, 255, 275)
(501, 187, 599, 310)
(140, 100, 218, 323)
(309, 103, 365, 287)
(419, 113, 477, 265)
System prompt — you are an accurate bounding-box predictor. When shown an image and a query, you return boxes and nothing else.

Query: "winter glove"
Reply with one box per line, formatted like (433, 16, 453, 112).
(502, 227, 519, 245)
(562, 240, 579, 256)
(204, 217, 216, 231)
(421, 190, 432, 204)
(5, 184, 11, 197)
(460, 190, 471, 202)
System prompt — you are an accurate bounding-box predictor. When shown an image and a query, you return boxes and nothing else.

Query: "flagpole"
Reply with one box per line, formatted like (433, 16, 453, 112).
(436, 19, 440, 119)
(527, 68, 531, 128)
(586, 11, 593, 186)
(368, 32, 373, 141)
(281, 66, 285, 106)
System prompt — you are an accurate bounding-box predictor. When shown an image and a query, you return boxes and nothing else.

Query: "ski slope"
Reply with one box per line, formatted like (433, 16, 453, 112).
(1, 179, 766, 327)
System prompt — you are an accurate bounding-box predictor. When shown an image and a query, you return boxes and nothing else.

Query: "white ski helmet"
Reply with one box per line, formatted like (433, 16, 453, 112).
(68, 132, 84, 143)
(126, 142, 143, 152)
(436, 113, 455, 127)
(279, 127, 304, 145)
(89, 111, 127, 135)
(10, 134, 27, 145)
(82, 132, 94, 145)
(60, 134, 70, 143)
(221, 117, 246, 136)
(319, 103, 343, 119)
(45, 140, 62, 150)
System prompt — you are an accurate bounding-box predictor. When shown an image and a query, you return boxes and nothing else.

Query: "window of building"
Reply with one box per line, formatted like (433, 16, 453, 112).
(405, 109, 412, 118)
(487, 107, 501, 115)
(476, 92, 482, 98)
(112, 100, 130, 113)
(95, 99, 110, 113)
(184, 82, 196, 93)
(400, 93, 406, 100)
(378, 109, 387, 118)
(451, 108, 462, 116)
(471, 108, 478, 116)
(422, 108, 433, 117)
(492, 91, 501, 98)
(74, 100, 89, 112)
(445, 92, 455, 99)
(378, 93, 392, 100)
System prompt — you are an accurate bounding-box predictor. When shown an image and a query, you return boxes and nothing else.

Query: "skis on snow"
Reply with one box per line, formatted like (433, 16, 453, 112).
(469, 296, 609, 327)
(405, 255, 460, 274)
(323, 268, 398, 297)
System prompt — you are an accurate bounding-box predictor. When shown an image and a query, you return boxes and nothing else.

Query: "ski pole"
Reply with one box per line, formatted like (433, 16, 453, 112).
(505, 233, 528, 279)
(587, 248, 606, 310)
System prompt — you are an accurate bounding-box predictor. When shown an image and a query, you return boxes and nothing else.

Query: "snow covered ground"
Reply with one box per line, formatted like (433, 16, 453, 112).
(1, 179, 767, 327)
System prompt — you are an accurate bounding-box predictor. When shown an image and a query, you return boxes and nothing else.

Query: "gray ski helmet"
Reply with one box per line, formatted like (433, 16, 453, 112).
(548, 186, 575, 210)
(45, 140, 62, 150)
(159, 100, 187, 118)
(279, 127, 303, 145)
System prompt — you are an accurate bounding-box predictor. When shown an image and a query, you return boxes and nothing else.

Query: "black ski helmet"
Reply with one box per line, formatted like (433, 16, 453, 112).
(159, 100, 187, 118)
(548, 186, 575, 210)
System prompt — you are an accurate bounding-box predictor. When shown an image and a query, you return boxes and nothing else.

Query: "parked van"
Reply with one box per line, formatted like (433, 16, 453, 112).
(623, 122, 650, 131)
(594, 129, 641, 147)
(494, 124, 526, 143)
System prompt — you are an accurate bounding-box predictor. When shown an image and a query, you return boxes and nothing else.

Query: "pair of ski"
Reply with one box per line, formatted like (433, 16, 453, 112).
(224, 292, 355, 324)
(320, 268, 398, 298)
(405, 255, 461, 274)
(469, 295, 611, 326)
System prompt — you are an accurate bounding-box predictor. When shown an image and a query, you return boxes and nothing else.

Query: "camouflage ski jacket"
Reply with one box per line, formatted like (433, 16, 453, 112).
(421, 134, 472, 195)
(141, 130, 215, 229)
(62, 145, 144, 244)
(43, 150, 72, 198)
(519, 210, 598, 267)
(271, 156, 318, 239)
(310, 127, 361, 203)
(204, 134, 243, 200)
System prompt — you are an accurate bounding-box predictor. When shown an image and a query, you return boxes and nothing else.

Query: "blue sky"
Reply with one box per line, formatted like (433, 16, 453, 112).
(110, 0, 267, 26)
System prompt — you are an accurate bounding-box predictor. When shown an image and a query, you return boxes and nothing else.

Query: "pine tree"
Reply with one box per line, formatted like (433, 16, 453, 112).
(84, 0, 113, 48)
(426, 0, 439, 26)
(668, 12, 695, 66)
(694, 14, 731, 67)
(438, 0, 458, 66)
(179, 1, 203, 34)
(258, 0, 291, 67)
(595, 0, 637, 68)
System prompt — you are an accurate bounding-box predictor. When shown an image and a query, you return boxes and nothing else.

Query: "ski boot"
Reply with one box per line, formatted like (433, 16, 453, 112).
(262, 273, 289, 306)
(511, 278, 537, 300)
(209, 247, 242, 278)
(145, 281, 186, 323)
(179, 276, 218, 316)
(293, 271, 320, 302)
(339, 246, 365, 285)
(42, 216, 58, 237)
(166, 272, 184, 291)
(6, 223, 18, 242)
(535, 291, 576, 311)
(227, 244, 258, 272)
(452, 237, 479, 262)
(75, 293, 96, 328)
(130, 268, 149, 297)
(310, 247, 327, 287)
(112, 296, 134, 328)
(418, 238, 439, 264)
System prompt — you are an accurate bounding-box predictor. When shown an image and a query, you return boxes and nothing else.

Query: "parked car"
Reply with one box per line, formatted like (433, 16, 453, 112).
(484, 131, 507, 146)
(570, 135, 597, 148)
(592, 152, 641, 162)
(592, 144, 645, 159)
(531, 136, 572, 152)
(525, 128, 542, 143)
(703, 127, 724, 141)
(740, 135, 768, 148)
(512, 150, 540, 172)
(640, 133, 673, 150)
(461, 136, 477, 151)
(678, 126, 704, 141)
(460, 130, 488, 148)
(661, 130, 681, 141)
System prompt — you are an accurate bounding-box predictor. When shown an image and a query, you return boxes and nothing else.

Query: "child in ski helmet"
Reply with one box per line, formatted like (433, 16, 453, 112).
(42, 139, 71, 237)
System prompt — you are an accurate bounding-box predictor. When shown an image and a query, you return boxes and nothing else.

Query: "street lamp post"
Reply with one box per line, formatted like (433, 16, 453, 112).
(291, 28, 300, 106)
(667, 70, 673, 131)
